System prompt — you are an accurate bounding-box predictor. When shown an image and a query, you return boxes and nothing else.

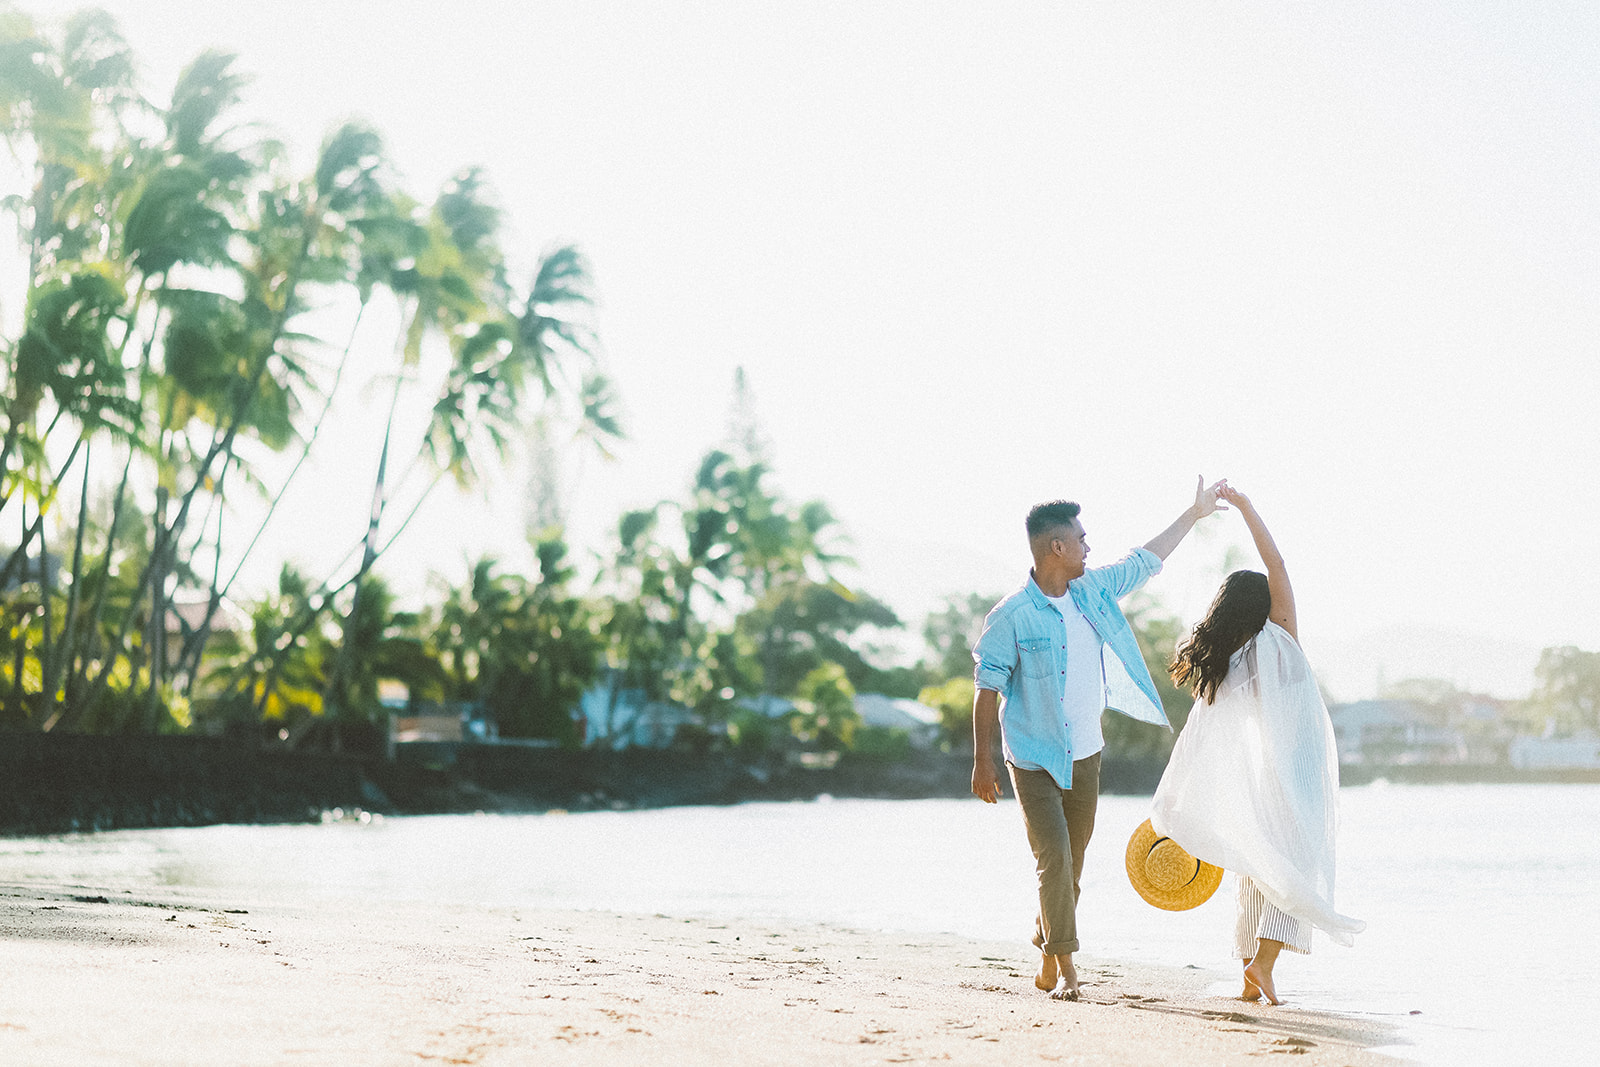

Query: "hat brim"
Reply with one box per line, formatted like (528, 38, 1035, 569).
(1125, 818, 1224, 912)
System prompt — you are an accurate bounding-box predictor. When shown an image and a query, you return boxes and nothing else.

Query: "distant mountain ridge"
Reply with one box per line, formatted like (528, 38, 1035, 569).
(1312, 624, 1543, 703)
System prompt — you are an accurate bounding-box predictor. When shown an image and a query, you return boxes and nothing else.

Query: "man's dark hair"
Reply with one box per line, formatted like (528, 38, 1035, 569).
(1025, 500, 1081, 539)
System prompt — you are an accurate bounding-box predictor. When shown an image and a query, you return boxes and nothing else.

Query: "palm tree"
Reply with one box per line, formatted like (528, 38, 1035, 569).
(590, 507, 684, 745)
(2, 14, 622, 738)
(426, 546, 595, 743)
(1, 11, 142, 728)
(72, 109, 391, 731)
(320, 171, 617, 736)
(201, 564, 328, 732)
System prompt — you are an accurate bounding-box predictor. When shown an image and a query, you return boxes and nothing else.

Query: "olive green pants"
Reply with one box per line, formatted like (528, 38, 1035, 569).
(1008, 752, 1102, 957)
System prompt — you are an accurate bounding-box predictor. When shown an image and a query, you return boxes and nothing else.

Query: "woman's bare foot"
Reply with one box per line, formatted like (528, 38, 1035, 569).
(1245, 938, 1284, 1005)
(1035, 953, 1080, 1001)
(1241, 966, 1280, 1004)
(1239, 960, 1262, 1002)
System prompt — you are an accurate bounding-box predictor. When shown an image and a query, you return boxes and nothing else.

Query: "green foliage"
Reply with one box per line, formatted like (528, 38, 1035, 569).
(427, 543, 598, 744)
(922, 592, 997, 683)
(1100, 593, 1192, 760)
(725, 705, 780, 754)
(0, 20, 916, 755)
(787, 661, 861, 752)
(1527, 646, 1600, 735)
(737, 579, 901, 697)
(919, 675, 976, 750)
(205, 564, 329, 728)
(0, 11, 615, 738)
(0, 13, 1217, 766)
(851, 724, 912, 762)
(327, 574, 434, 722)
(15, 272, 131, 428)
(856, 663, 934, 700)
(585, 444, 891, 748)
(122, 161, 238, 276)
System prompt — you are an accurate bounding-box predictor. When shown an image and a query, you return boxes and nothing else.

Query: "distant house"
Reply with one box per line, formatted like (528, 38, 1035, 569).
(0, 547, 61, 591)
(738, 692, 942, 748)
(852, 693, 943, 748)
(0, 560, 245, 655)
(1329, 700, 1468, 766)
(577, 683, 946, 750)
(163, 597, 247, 668)
(1455, 695, 1516, 764)
(1508, 734, 1600, 770)
(579, 677, 697, 750)
(167, 597, 245, 637)
(384, 686, 506, 761)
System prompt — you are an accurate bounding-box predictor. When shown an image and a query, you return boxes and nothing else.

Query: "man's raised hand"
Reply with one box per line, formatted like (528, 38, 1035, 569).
(1144, 476, 1229, 560)
(1194, 475, 1230, 518)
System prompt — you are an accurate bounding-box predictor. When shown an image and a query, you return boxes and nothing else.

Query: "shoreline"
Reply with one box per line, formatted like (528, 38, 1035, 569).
(5, 731, 1595, 838)
(0, 884, 1404, 1066)
(0, 733, 1149, 836)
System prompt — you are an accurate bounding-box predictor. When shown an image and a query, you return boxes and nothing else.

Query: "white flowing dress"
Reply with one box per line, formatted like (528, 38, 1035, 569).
(1150, 621, 1365, 948)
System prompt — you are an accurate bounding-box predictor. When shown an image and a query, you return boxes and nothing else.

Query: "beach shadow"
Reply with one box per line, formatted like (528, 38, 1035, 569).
(0, 884, 227, 948)
(1104, 993, 1408, 1053)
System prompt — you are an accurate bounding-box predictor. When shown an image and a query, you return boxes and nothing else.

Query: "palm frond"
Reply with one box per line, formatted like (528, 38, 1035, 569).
(167, 50, 248, 156)
(314, 121, 385, 213)
(123, 163, 236, 276)
(59, 10, 134, 95)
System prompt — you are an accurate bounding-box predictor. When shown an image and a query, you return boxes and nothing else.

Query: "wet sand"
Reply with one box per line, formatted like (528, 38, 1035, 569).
(0, 883, 1402, 1065)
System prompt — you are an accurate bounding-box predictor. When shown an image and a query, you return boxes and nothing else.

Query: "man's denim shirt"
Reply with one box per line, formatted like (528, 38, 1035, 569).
(972, 547, 1172, 789)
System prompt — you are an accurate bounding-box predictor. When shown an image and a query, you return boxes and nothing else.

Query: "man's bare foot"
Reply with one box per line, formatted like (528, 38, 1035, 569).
(1035, 953, 1058, 993)
(1050, 968, 1081, 1001)
(1035, 954, 1079, 1001)
(1242, 960, 1281, 1005)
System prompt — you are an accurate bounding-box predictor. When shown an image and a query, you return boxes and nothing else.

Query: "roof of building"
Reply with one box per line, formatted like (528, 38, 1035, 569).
(853, 693, 942, 731)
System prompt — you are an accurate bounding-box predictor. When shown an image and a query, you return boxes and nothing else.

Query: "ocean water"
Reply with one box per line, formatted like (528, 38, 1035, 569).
(3, 783, 1595, 1064)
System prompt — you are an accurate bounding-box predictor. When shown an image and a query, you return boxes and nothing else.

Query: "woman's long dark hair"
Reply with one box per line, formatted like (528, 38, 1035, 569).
(1169, 570, 1271, 704)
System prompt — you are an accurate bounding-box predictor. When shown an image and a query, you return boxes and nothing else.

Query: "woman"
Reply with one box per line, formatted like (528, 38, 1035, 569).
(1151, 485, 1363, 1004)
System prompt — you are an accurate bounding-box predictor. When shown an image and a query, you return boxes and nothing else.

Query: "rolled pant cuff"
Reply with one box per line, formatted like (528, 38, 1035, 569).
(1035, 939, 1079, 956)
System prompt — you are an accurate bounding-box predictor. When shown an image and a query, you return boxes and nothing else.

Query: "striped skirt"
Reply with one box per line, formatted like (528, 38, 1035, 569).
(1234, 875, 1311, 957)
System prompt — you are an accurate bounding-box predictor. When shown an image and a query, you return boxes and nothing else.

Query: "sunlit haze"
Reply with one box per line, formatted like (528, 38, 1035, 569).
(24, 0, 1600, 699)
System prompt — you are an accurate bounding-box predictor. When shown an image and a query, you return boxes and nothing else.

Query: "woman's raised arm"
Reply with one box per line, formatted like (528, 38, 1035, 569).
(1220, 486, 1297, 640)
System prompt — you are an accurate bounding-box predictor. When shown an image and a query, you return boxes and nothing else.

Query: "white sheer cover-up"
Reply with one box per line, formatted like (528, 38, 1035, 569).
(1150, 621, 1365, 947)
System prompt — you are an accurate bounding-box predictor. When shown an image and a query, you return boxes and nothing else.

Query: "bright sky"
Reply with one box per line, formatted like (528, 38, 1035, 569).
(24, 0, 1600, 699)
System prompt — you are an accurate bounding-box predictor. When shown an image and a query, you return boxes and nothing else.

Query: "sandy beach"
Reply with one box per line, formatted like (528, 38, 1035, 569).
(0, 880, 1402, 1066)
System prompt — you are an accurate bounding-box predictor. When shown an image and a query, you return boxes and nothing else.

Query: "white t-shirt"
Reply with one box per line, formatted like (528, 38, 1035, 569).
(1044, 591, 1106, 759)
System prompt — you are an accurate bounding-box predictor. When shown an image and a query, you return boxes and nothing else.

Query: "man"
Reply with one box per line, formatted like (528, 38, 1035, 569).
(971, 477, 1226, 1001)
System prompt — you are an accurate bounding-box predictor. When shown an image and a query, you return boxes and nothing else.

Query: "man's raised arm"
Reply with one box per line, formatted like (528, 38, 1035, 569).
(1142, 475, 1228, 561)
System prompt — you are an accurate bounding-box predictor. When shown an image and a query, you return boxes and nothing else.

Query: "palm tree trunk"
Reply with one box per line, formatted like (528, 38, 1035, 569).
(35, 517, 53, 722)
(78, 516, 160, 731)
(53, 443, 135, 732)
(176, 301, 369, 694)
(80, 202, 321, 733)
(142, 485, 171, 731)
(320, 363, 405, 737)
(0, 434, 87, 590)
(40, 442, 93, 731)
(148, 204, 320, 682)
(0, 416, 23, 516)
(7, 502, 22, 715)
(8, 609, 29, 724)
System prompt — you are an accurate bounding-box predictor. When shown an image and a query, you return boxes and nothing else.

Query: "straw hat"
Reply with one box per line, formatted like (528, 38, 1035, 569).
(1125, 819, 1223, 911)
